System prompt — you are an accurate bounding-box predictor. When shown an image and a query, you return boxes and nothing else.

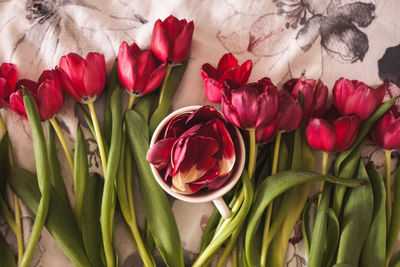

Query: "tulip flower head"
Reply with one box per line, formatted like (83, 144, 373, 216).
(117, 41, 167, 96)
(151, 15, 194, 64)
(284, 77, 328, 123)
(7, 70, 63, 120)
(58, 52, 106, 103)
(276, 90, 303, 132)
(370, 108, 400, 150)
(147, 106, 238, 194)
(306, 113, 360, 153)
(0, 63, 18, 108)
(333, 77, 386, 121)
(200, 53, 252, 103)
(221, 77, 278, 131)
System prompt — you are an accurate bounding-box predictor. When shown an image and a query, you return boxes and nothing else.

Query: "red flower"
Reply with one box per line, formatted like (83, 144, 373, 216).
(256, 116, 278, 144)
(151, 15, 194, 64)
(221, 77, 278, 130)
(0, 63, 18, 108)
(285, 77, 328, 123)
(57, 52, 106, 103)
(333, 77, 386, 121)
(370, 109, 400, 150)
(117, 41, 167, 95)
(276, 90, 303, 132)
(200, 53, 252, 103)
(306, 114, 360, 153)
(7, 70, 63, 120)
(147, 106, 237, 194)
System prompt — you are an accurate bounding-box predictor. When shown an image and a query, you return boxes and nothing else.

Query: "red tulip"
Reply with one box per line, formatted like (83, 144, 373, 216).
(276, 90, 303, 132)
(7, 70, 63, 120)
(0, 63, 18, 108)
(333, 77, 386, 121)
(57, 52, 106, 103)
(370, 109, 400, 150)
(117, 41, 167, 95)
(284, 77, 328, 123)
(221, 77, 278, 130)
(151, 15, 194, 64)
(256, 116, 277, 144)
(200, 53, 252, 103)
(306, 115, 360, 152)
(147, 106, 237, 194)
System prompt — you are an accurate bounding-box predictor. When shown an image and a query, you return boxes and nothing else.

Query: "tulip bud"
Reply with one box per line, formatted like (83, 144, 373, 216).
(200, 53, 252, 103)
(306, 115, 360, 153)
(284, 77, 328, 123)
(151, 15, 194, 64)
(117, 41, 167, 95)
(370, 109, 400, 150)
(58, 52, 106, 103)
(221, 77, 278, 131)
(333, 77, 386, 121)
(6, 70, 63, 120)
(147, 106, 237, 194)
(0, 63, 18, 108)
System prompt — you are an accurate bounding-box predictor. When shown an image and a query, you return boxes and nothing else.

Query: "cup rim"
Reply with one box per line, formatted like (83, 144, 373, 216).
(149, 105, 245, 203)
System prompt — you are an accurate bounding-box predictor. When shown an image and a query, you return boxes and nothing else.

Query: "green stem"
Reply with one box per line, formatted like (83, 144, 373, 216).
(49, 117, 74, 174)
(212, 129, 257, 239)
(216, 228, 240, 267)
(87, 102, 107, 176)
(260, 131, 282, 267)
(127, 94, 136, 111)
(0, 112, 24, 264)
(318, 151, 329, 205)
(386, 149, 392, 229)
(157, 64, 172, 107)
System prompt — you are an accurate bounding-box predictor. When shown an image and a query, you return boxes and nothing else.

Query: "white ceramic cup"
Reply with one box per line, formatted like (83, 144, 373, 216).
(149, 105, 245, 219)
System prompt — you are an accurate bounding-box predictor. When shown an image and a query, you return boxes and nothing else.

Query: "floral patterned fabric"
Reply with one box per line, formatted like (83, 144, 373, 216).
(1, 0, 400, 266)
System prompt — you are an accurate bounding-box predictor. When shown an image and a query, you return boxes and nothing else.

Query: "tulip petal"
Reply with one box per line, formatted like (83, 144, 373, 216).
(306, 118, 336, 152)
(172, 21, 194, 63)
(146, 137, 176, 169)
(118, 41, 138, 92)
(255, 86, 278, 128)
(370, 111, 396, 148)
(333, 77, 354, 113)
(37, 80, 63, 120)
(57, 67, 83, 102)
(7, 90, 28, 120)
(344, 86, 376, 120)
(82, 52, 106, 100)
(164, 113, 190, 138)
(230, 86, 260, 128)
(383, 118, 400, 150)
(151, 19, 170, 63)
(142, 62, 167, 95)
(235, 59, 252, 84)
(59, 53, 86, 99)
(0, 78, 10, 105)
(200, 64, 217, 80)
(217, 53, 238, 74)
(1, 63, 17, 93)
(164, 15, 183, 42)
(333, 115, 360, 152)
(204, 78, 223, 103)
(276, 91, 303, 132)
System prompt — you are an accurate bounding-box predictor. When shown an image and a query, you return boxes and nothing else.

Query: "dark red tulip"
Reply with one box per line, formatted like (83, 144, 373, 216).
(256, 115, 277, 144)
(200, 53, 252, 103)
(58, 52, 106, 103)
(333, 77, 386, 121)
(306, 115, 360, 152)
(151, 15, 194, 64)
(276, 90, 303, 132)
(6, 70, 63, 120)
(284, 77, 328, 123)
(147, 106, 237, 194)
(117, 41, 167, 95)
(0, 63, 18, 108)
(370, 109, 400, 150)
(221, 77, 278, 130)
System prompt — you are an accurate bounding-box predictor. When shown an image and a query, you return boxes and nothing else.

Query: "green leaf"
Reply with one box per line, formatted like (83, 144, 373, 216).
(323, 209, 340, 267)
(200, 209, 221, 253)
(126, 109, 184, 267)
(0, 231, 16, 267)
(134, 92, 156, 123)
(45, 122, 71, 213)
(308, 184, 332, 267)
(244, 170, 363, 266)
(361, 162, 386, 267)
(7, 167, 91, 267)
(82, 174, 105, 267)
(390, 251, 400, 267)
(74, 125, 88, 230)
(104, 60, 119, 144)
(334, 97, 398, 176)
(100, 87, 122, 267)
(388, 165, 400, 265)
(336, 159, 373, 266)
(0, 133, 10, 195)
(149, 60, 189, 134)
(302, 193, 319, 258)
(22, 88, 51, 267)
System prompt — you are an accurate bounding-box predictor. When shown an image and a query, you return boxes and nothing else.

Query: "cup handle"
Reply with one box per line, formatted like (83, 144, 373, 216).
(212, 197, 231, 219)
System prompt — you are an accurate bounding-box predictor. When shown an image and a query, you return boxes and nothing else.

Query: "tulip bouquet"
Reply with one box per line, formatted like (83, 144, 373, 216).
(190, 52, 400, 267)
(0, 14, 193, 267)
